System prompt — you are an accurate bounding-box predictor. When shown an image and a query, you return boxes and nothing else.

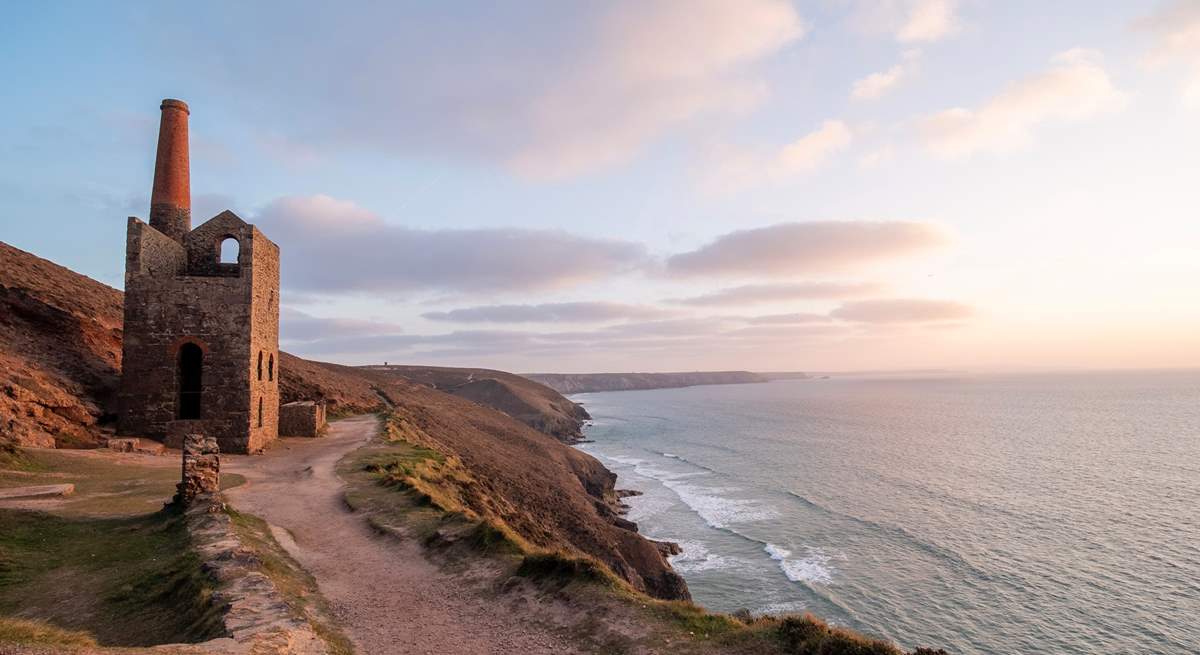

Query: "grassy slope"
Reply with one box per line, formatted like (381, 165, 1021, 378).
(0, 509, 224, 647)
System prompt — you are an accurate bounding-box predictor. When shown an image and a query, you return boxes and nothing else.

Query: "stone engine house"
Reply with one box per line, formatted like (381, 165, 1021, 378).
(118, 99, 280, 454)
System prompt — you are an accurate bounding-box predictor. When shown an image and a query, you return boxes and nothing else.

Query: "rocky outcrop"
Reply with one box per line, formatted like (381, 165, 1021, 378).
(526, 370, 770, 394)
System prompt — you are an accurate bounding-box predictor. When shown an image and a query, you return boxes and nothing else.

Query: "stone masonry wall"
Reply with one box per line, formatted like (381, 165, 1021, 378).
(176, 433, 219, 504)
(279, 401, 325, 438)
(247, 225, 280, 452)
(119, 211, 280, 454)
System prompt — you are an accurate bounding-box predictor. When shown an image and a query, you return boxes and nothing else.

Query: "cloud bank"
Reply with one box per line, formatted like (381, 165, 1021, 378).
(831, 298, 972, 323)
(670, 282, 880, 306)
(666, 221, 946, 277)
(423, 302, 673, 324)
(255, 195, 648, 296)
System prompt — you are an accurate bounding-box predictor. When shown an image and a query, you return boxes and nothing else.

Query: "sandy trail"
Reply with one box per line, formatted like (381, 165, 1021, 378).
(223, 415, 577, 655)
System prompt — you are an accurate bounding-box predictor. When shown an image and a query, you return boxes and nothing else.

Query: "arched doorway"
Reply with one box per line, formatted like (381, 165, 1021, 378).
(178, 343, 203, 419)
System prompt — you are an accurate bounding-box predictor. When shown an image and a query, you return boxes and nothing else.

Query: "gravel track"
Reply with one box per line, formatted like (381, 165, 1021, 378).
(223, 415, 579, 655)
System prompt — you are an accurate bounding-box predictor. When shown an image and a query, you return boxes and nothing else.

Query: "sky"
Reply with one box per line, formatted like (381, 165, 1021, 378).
(2, 0, 1199, 373)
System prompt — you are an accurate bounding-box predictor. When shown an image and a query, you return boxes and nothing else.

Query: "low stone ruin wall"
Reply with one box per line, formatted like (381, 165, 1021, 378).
(176, 433, 220, 504)
(184, 501, 328, 654)
(279, 401, 326, 438)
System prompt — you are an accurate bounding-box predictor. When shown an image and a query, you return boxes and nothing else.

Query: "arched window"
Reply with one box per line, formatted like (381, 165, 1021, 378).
(219, 237, 240, 264)
(178, 343, 203, 419)
(257, 397, 264, 428)
(257, 351, 263, 381)
(268, 354, 274, 381)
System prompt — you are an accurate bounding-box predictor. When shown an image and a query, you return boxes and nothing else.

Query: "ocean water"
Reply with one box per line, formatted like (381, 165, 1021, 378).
(574, 371, 1200, 654)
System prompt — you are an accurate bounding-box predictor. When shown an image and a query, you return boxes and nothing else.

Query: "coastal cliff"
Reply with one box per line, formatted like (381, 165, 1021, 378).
(526, 370, 771, 394)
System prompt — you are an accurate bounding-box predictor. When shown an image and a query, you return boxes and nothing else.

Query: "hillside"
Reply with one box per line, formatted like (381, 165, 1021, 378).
(363, 365, 590, 442)
(526, 370, 771, 394)
(0, 242, 587, 447)
(0, 242, 124, 448)
(0, 240, 686, 601)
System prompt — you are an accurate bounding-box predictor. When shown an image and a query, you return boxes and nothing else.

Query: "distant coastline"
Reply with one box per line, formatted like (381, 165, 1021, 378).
(525, 370, 806, 394)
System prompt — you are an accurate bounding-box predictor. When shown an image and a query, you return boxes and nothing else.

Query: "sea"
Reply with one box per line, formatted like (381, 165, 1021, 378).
(573, 370, 1200, 655)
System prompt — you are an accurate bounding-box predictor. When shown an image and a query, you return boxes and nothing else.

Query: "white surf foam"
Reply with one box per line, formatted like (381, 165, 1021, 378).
(668, 539, 743, 573)
(660, 478, 779, 528)
(775, 547, 836, 585)
(765, 543, 791, 561)
(589, 451, 778, 529)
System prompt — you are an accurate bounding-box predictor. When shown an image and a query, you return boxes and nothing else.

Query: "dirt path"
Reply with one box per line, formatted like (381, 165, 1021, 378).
(223, 415, 578, 655)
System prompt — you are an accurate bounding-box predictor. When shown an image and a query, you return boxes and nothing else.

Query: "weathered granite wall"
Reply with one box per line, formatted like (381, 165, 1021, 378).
(279, 401, 326, 438)
(118, 212, 280, 454)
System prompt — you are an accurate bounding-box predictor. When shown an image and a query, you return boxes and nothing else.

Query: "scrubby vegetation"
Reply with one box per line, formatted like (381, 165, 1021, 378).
(0, 508, 224, 647)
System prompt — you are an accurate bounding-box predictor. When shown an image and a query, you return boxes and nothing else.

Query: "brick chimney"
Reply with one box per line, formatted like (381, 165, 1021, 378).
(149, 99, 191, 243)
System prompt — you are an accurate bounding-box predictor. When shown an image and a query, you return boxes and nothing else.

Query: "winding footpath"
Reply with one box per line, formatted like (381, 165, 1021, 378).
(223, 415, 577, 655)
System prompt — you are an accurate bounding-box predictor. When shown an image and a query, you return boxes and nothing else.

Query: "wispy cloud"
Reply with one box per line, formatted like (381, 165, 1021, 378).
(897, 0, 961, 43)
(707, 120, 852, 190)
(831, 298, 972, 323)
(1137, 0, 1200, 106)
(851, 0, 962, 44)
(423, 302, 674, 324)
(281, 307, 405, 343)
(743, 312, 835, 324)
(775, 120, 854, 173)
(255, 195, 648, 296)
(919, 48, 1126, 157)
(669, 282, 880, 306)
(666, 221, 946, 278)
(852, 49, 921, 101)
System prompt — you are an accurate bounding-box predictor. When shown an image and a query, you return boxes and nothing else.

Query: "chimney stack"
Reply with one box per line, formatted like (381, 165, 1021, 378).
(149, 99, 191, 243)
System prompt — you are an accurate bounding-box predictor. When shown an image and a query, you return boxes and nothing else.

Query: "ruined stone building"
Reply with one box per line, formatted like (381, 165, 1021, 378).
(118, 99, 280, 454)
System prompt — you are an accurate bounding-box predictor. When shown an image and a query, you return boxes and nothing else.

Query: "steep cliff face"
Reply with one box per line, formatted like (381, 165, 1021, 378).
(526, 370, 770, 394)
(0, 242, 123, 448)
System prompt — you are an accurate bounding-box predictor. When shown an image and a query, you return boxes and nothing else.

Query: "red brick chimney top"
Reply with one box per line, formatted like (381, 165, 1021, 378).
(149, 98, 191, 242)
(160, 98, 190, 114)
